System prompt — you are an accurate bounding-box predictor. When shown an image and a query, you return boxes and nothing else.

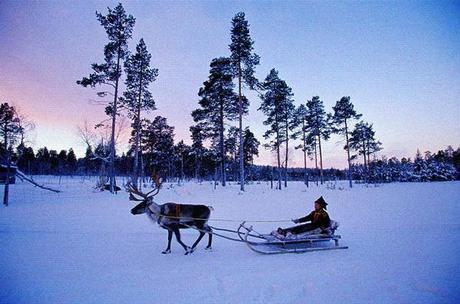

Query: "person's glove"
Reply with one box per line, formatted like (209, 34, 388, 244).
(292, 218, 299, 224)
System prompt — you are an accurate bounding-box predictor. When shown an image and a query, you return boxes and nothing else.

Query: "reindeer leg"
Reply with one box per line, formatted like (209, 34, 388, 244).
(205, 225, 213, 250)
(173, 227, 191, 255)
(162, 229, 173, 254)
(191, 231, 206, 252)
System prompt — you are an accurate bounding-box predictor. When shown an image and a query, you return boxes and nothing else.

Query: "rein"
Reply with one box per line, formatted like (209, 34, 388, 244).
(145, 204, 292, 223)
(143, 204, 265, 243)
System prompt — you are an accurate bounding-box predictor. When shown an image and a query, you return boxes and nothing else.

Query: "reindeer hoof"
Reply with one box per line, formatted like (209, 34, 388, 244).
(162, 249, 171, 254)
(185, 247, 194, 255)
(205, 246, 213, 251)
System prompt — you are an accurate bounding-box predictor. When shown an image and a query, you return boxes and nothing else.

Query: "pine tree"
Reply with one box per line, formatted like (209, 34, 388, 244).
(174, 140, 189, 184)
(77, 3, 135, 193)
(57, 150, 67, 175)
(297, 129, 320, 185)
(192, 57, 246, 187)
(190, 124, 205, 181)
(94, 141, 110, 181)
(243, 127, 260, 182)
(349, 121, 368, 170)
(224, 126, 239, 180)
(122, 38, 158, 187)
(142, 116, 175, 178)
(36, 147, 50, 174)
(67, 148, 77, 174)
(225, 126, 239, 162)
(305, 133, 318, 184)
(349, 121, 382, 181)
(243, 127, 260, 166)
(291, 104, 314, 186)
(84, 146, 94, 175)
(258, 69, 293, 190)
(229, 12, 260, 191)
(305, 96, 330, 184)
(49, 150, 58, 174)
(282, 86, 295, 187)
(0, 103, 22, 206)
(17, 145, 35, 175)
(330, 96, 362, 188)
(129, 117, 151, 177)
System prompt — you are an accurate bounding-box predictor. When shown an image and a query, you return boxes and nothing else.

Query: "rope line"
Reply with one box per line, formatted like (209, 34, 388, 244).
(209, 225, 266, 240)
(153, 212, 292, 223)
(145, 206, 273, 244)
(180, 222, 247, 243)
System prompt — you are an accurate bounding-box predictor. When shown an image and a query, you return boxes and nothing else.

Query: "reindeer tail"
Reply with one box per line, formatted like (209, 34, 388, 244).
(208, 206, 215, 211)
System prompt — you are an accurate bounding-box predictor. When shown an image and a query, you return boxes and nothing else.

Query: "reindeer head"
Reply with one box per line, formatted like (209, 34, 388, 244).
(127, 173, 162, 215)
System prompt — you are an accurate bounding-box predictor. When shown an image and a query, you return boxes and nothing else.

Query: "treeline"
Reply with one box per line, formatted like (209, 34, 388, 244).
(12, 143, 459, 183)
(354, 147, 460, 183)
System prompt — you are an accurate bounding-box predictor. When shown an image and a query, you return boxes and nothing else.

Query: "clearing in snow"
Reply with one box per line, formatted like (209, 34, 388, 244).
(1, 177, 459, 303)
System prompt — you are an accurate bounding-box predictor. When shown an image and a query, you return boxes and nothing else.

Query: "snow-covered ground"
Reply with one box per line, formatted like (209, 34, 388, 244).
(1, 177, 459, 304)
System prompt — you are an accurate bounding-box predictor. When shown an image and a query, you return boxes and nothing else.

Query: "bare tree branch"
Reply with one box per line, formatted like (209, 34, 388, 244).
(15, 169, 61, 193)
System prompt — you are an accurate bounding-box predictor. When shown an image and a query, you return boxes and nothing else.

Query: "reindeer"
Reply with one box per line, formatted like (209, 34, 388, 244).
(127, 175, 213, 255)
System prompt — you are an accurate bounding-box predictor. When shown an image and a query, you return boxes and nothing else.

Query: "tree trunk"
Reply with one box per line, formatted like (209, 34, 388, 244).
(180, 155, 184, 184)
(270, 166, 273, 189)
(140, 153, 145, 189)
(214, 166, 218, 189)
(133, 109, 141, 188)
(238, 61, 245, 191)
(133, 65, 144, 188)
(367, 140, 371, 165)
(219, 100, 226, 187)
(367, 139, 371, 182)
(3, 131, 9, 206)
(362, 140, 367, 170)
(318, 134, 324, 184)
(234, 148, 238, 181)
(302, 119, 308, 187)
(275, 113, 282, 190)
(362, 139, 367, 183)
(197, 155, 201, 182)
(276, 141, 282, 190)
(109, 46, 122, 194)
(284, 118, 289, 188)
(344, 119, 352, 188)
(314, 140, 318, 186)
(194, 156, 198, 180)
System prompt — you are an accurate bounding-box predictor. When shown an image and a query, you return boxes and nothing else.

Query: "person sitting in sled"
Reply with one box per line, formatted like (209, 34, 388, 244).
(276, 196, 331, 236)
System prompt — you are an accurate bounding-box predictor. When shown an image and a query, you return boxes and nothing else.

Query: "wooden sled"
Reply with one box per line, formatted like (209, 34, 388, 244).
(237, 222, 348, 255)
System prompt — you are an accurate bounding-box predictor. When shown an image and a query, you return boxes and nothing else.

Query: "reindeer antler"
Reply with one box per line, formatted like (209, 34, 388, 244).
(145, 171, 162, 197)
(126, 171, 162, 201)
(126, 183, 147, 201)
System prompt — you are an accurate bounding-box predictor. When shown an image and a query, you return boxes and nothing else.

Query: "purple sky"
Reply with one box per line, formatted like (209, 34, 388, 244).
(0, 0, 459, 168)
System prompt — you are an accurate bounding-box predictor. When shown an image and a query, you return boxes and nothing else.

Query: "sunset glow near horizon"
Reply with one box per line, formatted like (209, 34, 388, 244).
(0, 0, 459, 169)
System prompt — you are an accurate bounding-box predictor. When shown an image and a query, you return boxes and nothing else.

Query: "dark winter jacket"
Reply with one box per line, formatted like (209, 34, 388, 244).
(296, 209, 331, 230)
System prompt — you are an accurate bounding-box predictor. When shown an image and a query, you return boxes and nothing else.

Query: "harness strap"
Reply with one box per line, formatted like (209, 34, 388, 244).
(175, 204, 181, 218)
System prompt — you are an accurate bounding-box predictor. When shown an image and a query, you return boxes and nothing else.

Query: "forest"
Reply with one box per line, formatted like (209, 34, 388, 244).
(1, 3, 458, 203)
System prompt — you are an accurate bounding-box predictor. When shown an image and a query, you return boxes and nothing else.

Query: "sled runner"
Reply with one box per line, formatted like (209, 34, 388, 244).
(237, 221, 348, 254)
